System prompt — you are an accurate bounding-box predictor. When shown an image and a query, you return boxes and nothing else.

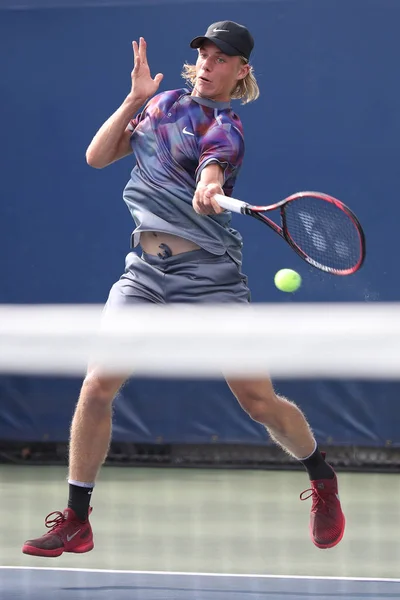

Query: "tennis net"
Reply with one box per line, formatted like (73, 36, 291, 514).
(0, 303, 398, 378)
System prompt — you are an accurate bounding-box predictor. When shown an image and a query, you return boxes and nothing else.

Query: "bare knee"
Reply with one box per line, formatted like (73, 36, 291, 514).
(243, 391, 280, 425)
(80, 371, 127, 407)
(227, 378, 280, 425)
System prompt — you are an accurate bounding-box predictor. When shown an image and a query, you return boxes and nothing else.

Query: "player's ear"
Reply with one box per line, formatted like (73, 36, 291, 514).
(237, 62, 250, 81)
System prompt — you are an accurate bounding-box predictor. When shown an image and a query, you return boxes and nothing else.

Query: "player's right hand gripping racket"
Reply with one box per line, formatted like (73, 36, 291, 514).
(214, 191, 366, 275)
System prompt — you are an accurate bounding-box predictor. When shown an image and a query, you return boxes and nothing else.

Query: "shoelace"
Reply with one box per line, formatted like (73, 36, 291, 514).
(45, 511, 65, 531)
(299, 488, 327, 512)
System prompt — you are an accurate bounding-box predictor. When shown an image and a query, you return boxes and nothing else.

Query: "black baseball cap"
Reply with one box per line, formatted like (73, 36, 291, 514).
(190, 20, 254, 61)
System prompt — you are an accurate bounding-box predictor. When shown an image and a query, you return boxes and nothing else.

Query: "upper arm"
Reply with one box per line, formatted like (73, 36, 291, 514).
(86, 125, 133, 169)
(98, 128, 133, 167)
(111, 127, 134, 164)
(105, 113, 141, 166)
(114, 104, 149, 163)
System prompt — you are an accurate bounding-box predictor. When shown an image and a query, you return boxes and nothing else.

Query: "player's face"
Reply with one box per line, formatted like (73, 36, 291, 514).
(193, 41, 249, 102)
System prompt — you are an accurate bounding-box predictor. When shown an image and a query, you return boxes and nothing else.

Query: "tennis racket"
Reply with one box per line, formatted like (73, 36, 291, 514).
(214, 191, 366, 275)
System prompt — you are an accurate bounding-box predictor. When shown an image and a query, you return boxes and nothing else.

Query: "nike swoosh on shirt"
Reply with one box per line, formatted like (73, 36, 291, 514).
(183, 127, 195, 136)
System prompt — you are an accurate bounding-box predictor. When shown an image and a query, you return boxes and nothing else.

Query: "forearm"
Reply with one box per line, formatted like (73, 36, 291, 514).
(198, 162, 225, 187)
(85, 94, 144, 168)
(193, 163, 225, 215)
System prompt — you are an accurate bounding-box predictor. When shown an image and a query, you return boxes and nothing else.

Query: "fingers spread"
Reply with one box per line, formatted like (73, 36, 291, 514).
(139, 37, 148, 64)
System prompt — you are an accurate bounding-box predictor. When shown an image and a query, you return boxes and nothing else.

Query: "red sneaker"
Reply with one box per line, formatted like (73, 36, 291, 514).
(22, 508, 94, 557)
(300, 473, 345, 549)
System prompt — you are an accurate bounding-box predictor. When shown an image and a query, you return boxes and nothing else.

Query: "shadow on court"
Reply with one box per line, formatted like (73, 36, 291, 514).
(1, 569, 400, 600)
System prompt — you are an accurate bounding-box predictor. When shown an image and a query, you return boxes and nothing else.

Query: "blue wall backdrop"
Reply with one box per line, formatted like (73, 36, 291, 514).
(0, 0, 399, 446)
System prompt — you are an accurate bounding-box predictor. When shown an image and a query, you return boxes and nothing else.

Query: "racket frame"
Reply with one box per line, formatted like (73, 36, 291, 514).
(215, 191, 366, 276)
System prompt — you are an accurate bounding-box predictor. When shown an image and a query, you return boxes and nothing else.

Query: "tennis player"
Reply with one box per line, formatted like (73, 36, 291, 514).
(22, 21, 345, 557)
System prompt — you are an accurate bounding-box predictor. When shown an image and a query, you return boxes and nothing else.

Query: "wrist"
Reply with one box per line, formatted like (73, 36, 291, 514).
(198, 163, 225, 187)
(197, 181, 223, 191)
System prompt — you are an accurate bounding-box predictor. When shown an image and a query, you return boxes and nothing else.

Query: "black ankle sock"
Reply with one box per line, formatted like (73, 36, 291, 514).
(300, 446, 335, 481)
(68, 484, 93, 521)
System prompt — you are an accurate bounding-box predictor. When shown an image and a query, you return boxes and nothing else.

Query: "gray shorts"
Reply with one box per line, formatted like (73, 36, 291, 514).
(105, 248, 251, 306)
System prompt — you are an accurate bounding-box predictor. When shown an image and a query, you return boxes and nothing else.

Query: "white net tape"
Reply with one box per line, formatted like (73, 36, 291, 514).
(0, 303, 398, 378)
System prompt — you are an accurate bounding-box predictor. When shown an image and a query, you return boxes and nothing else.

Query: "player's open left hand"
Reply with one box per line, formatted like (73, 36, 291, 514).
(193, 183, 225, 216)
(130, 37, 164, 104)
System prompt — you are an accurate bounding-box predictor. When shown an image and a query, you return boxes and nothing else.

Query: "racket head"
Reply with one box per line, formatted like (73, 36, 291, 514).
(278, 192, 366, 275)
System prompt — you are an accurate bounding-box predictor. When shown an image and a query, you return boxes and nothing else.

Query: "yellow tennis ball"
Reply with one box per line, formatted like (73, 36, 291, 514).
(274, 269, 302, 292)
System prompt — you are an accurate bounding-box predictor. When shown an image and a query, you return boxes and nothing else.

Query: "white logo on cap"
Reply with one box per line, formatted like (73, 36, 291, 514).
(213, 28, 229, 33)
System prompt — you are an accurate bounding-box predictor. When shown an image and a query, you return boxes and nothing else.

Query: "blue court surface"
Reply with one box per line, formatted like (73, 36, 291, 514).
(1, 568, 400, 600)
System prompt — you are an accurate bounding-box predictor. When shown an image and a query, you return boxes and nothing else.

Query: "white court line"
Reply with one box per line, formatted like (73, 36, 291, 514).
(1, 566, 400, 583)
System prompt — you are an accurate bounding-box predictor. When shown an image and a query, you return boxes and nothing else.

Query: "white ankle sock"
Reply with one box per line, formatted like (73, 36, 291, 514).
(68, 479, 95, 488)
(298, 440, 317, 461)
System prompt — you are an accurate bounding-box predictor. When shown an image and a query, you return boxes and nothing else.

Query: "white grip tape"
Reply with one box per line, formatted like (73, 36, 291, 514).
(214, 194, 248, 214)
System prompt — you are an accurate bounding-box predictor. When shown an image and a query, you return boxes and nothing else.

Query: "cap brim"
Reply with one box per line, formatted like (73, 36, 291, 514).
(190, 35, 238, 56)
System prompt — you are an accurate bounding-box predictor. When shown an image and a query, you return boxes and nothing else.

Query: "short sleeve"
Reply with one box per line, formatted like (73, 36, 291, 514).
(127, 108, 146, 132)
(127, 90, 171, 133)
(195, 123, 244, 193)
(127, 97, 153, 132)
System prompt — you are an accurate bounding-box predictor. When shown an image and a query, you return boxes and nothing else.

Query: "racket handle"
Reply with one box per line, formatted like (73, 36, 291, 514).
(214, 194, 248, 214)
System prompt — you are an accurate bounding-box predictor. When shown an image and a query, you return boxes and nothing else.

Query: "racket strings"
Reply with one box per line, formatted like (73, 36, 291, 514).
(283, 197, 362, 272)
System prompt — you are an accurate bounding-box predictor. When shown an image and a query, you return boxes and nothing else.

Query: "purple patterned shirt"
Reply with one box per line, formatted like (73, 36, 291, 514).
(124, 88, 245, 264)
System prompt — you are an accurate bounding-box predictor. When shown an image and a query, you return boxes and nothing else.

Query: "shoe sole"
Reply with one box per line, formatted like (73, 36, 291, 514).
(22, 541, 94, 557)
(311, 515, 346, 549)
